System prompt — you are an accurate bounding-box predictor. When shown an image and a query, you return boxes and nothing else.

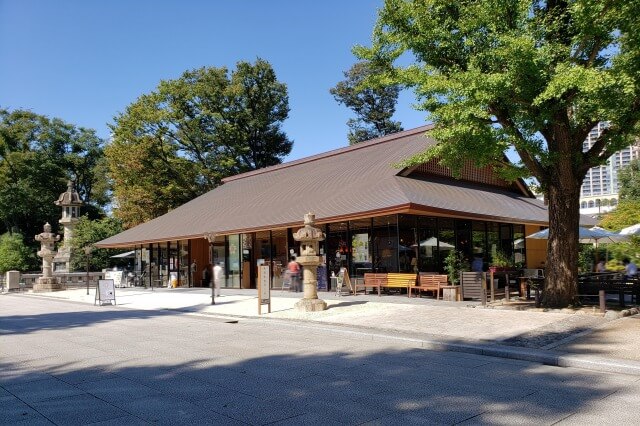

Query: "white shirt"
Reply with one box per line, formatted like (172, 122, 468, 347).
(213, 264, 224, 285)
(625, 262, 637, 276)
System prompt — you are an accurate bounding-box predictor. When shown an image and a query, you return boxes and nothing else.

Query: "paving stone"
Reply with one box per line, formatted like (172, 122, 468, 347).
(4, 377, 85, 403)
(0, 395, 53, 424)
(77, 376, 162, 403)
(30, 393, 129, 425)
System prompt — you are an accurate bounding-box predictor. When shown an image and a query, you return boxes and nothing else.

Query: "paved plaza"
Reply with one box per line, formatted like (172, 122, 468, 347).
(1, 290, 640, 424)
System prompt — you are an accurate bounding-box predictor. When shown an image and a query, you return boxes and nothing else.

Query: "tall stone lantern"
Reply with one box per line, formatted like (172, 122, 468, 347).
(293, 213, 327, 312)
(53, 181, 83, 272)
(34, 223, 62, 292)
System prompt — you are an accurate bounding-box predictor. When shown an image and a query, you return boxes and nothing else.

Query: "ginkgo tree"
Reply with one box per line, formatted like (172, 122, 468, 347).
(358, 0, 640, 307)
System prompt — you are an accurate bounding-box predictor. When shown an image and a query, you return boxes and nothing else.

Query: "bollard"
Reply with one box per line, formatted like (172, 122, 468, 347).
(599, 290, 606, 313)
(504, 285, 509, 304)
(481, 288, 487, 306)
(535, 288, 541, 308)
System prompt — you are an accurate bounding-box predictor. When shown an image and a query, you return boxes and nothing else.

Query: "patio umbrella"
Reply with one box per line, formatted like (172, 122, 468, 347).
(110, 250, 135, 258)
(415, 237, 455, 248)
(619, 223, 640, 236)
(526, 227, 627, 243)
(527, 227, 627, 264)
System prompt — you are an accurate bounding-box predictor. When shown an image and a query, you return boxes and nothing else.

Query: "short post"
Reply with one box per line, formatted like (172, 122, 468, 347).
(599, 289, 606, 313)
(84, 245, 93, 295)
(504, 285, 509, 304)
(204, 232, 216, 305)
(534, 288, 541, 308)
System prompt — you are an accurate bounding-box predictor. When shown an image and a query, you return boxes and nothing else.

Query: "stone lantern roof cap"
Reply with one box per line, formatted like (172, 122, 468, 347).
(54, 181, 83, 206)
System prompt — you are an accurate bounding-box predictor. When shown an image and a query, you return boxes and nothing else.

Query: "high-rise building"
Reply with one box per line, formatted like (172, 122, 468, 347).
(579, 122, 640, 215)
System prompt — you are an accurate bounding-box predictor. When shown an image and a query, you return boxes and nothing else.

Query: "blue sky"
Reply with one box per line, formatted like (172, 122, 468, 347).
(0, 0, 428, 161)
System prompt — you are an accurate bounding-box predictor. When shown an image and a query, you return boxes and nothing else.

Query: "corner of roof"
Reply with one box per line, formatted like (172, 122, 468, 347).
(222, 124, 435, 184)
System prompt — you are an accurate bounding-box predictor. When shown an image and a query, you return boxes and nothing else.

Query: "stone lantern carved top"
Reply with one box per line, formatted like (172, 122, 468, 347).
(54, 180, 83, 207)
(293, 213, 325, 243)
(35, 222, 60, 243)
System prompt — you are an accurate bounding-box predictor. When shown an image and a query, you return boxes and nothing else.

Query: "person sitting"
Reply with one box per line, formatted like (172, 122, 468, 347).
(596, 260, 606, 273)
(623, 258, 637, 278)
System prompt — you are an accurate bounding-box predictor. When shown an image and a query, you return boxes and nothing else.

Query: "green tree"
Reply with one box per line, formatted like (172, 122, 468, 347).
(69, 216, 123, 271)
(0, 109, 109, 242)
(330, 61, 403, 145)
(108, 59, 292, 228)
(0, 232, 34, 273)
(618, 158, 640, 201)
(358, 0, 640, 307)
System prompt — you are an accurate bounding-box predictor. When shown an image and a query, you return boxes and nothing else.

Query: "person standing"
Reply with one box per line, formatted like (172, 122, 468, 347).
(213, 262, 224, 297)
(288, 256, 301, 292)
(202, 263, 212, 288)
(623, 258, 637, 278)
(190, 260, 197, 287)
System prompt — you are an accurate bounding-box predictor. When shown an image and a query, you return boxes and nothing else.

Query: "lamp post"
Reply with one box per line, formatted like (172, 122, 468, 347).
(204, 232, 216, 305)
(84, 245, 93, 295)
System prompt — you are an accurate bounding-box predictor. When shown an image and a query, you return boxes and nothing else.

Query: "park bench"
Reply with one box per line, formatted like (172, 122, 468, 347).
(410, 274, 448, 299)
(382, 272, 416, 296)
(363, 273, 386, 296)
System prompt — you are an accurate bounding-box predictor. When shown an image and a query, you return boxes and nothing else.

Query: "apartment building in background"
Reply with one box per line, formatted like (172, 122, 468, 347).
(579, 122, 640, 216)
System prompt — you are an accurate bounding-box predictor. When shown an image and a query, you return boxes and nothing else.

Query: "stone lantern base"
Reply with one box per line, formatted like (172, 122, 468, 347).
(295, 298, 327, 312)
(33, 277, 63, 292)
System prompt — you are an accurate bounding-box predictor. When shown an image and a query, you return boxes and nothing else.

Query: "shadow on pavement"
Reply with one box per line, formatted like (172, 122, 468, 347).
(1, 344, 634, 425)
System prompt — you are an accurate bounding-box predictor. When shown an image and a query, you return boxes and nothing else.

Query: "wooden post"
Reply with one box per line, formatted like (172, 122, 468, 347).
(504, 285, 509, 304)
(481, 272, 487, 306)
(599, 290, 606, 313)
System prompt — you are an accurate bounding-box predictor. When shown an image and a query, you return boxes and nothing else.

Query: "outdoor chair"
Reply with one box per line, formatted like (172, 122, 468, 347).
(460, 272, 487, 303)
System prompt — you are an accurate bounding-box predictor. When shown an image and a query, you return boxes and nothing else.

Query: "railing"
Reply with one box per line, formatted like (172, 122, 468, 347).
(20, 272, 105, 289)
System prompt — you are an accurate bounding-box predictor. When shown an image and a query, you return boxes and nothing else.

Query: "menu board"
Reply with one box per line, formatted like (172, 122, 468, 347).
(317, 265, 327, 290)
(95, 279, 116, 305)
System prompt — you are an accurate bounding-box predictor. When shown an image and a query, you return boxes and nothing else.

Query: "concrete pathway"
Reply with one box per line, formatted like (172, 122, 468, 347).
(9, 286, 640, 375)
(3, 295, 639, 425)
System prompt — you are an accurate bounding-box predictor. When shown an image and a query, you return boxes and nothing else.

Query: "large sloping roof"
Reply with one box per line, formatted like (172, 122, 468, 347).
(96, 126, 564, 248)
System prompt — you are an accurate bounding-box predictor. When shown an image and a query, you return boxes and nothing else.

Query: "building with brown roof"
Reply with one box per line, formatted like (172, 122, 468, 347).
(96, 126, 572, 289)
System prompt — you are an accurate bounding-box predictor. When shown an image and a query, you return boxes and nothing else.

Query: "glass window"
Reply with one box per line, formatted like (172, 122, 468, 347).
(472, 222, 487, 271)
(437, 218, 455, 272)
(398, 215, 418, 273)
(326, 222, 349, 275)
(271, 229, 288, 289)
(372, 215, 398, 273)
(350, 219, 372, 279)
(418, 217, 438, 272)
(513, 225, 526, 268)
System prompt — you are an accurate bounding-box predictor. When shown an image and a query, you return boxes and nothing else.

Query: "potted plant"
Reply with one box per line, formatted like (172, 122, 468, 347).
(443, 250, 469, 285)
(489, 249, 512, 273)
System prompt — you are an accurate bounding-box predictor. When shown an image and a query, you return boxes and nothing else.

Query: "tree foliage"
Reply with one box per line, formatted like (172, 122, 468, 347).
(107, 59, 293, 228)
(618, 158, 640, 201)
(358, 0, 640, 307)
(0, 232, 34, 273)
(330, 61, 403, 144)
(69, 216, 124, 271)
(0, 109, 109, 243)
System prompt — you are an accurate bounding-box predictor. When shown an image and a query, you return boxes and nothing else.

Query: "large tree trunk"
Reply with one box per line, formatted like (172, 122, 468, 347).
(542, 166, 582, 308)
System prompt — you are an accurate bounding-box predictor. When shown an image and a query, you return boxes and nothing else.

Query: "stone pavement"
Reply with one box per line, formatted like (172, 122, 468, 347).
(13, 286, 640, 376)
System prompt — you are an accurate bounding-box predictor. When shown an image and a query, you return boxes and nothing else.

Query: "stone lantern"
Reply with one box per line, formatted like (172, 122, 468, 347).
(34, 223, 62, 292)
(293, 212, 327, 312)
(53, 181, 83, 272)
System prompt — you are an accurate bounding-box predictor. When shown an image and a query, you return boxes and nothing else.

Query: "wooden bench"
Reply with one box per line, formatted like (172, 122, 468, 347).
(363, 273, 386, 296)
(410, 274, 448, 299)
(383, 273, 416, 296)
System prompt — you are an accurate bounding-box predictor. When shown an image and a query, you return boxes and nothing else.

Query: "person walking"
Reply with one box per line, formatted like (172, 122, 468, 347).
(213, 262, 223, 297)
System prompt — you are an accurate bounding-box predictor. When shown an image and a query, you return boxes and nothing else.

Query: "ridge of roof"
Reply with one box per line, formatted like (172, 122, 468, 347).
(222, 124, 435, 183)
